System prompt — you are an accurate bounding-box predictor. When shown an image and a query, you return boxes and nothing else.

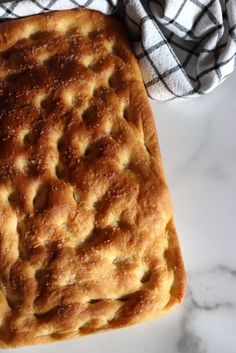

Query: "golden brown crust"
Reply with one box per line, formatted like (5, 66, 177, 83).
(0, 9, 185, 348)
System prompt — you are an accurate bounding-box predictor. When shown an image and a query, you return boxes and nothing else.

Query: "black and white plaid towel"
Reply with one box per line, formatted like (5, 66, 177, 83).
(0, 0, 235, 101)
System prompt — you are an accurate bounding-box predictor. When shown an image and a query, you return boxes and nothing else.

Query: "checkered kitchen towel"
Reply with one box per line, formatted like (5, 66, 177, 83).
(0, 1, 235, 100)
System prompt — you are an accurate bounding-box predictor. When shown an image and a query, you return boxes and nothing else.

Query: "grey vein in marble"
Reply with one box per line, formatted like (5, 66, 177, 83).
(178, 266, 236, 353)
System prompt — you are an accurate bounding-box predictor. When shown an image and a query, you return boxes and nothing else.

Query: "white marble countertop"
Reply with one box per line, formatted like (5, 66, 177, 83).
(9, 73, 236, 353)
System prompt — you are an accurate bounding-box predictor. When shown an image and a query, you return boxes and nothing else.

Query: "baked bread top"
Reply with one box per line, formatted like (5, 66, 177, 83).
(0, 9, 185, 347)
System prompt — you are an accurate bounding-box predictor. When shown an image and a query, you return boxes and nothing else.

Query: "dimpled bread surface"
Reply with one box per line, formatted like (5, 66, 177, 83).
(0, 9, 185, 348)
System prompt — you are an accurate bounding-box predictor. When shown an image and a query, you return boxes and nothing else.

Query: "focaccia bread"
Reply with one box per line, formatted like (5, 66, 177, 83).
(0, 9, 185, 348)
